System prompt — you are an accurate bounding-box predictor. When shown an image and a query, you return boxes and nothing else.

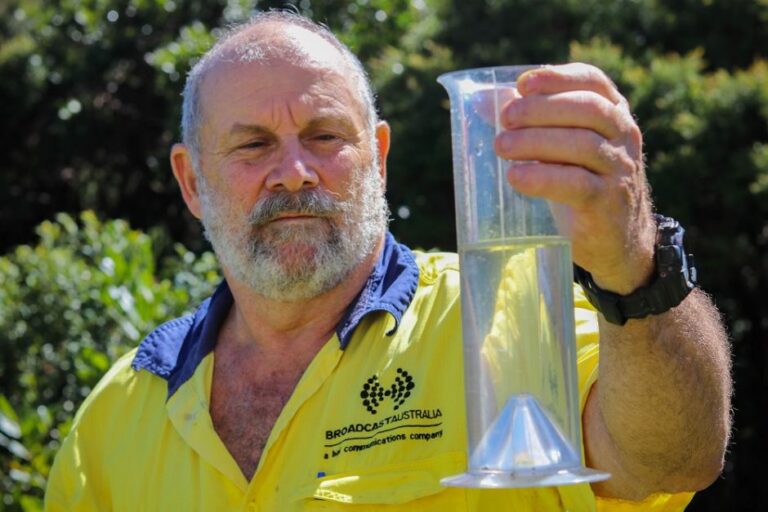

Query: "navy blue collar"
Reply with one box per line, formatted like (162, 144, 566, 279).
(131, 232, 419, 398)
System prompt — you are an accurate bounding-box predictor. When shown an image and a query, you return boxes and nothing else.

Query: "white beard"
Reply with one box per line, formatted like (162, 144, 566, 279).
(198, 158, 389, 302)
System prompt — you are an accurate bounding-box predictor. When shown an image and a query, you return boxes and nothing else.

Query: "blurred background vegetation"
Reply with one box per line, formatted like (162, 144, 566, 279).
(0, 0, 765, 509)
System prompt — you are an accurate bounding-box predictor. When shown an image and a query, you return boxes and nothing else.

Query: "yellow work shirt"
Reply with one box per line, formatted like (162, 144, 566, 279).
(45, 234, 693, 511)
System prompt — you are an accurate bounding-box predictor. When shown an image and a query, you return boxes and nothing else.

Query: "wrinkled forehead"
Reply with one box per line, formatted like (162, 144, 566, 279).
(197, 22, 367, 122)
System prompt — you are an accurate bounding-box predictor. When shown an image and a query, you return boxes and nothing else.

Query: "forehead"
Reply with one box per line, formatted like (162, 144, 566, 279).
(200, 61, 365, 135)
(198, 24, 367, 130)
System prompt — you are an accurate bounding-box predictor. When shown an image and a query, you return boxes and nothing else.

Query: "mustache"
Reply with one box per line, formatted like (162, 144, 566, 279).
(247, 189, 347, 226)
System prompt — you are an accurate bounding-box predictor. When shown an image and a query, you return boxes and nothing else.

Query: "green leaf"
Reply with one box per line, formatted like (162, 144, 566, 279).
(79, 346, 110, 374)
(0, 395, 21, 438)
(0, 432, 31, 460)
(20, 493, 44, 512)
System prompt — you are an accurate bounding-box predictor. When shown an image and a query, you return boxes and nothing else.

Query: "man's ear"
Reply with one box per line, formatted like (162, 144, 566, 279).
(375, 121, 391, 188)
(170, 143, 203, 219)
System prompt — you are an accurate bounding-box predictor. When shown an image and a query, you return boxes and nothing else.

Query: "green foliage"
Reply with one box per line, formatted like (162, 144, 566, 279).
(1, 0, 767, 509)
(0, 212, 219, 510)
(434, 0, 767, 71)
(0, 0, 245, 253)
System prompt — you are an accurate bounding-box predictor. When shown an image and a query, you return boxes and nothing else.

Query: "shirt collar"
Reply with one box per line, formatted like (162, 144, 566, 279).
(337, 232, 419, 348)
(132, 232, 419, 397)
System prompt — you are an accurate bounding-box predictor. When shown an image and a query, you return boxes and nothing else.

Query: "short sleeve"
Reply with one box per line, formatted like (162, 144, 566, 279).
(574, 284, 600, 411)
(44, 350, 139, 512)
(596, 492, 695, 511)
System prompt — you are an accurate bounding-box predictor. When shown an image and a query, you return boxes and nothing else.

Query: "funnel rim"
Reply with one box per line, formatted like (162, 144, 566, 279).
(440, 466, 611, 489)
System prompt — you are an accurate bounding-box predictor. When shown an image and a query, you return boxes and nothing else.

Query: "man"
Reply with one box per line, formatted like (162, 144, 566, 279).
(45, 11, 731, 511)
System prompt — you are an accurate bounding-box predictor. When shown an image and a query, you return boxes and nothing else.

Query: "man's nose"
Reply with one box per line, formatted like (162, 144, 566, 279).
(265, 140, 319, 192)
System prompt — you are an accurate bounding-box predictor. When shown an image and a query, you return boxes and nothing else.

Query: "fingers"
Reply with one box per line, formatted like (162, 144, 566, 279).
(495, 127, 639, 177)
(500, 91, 637, 142)
(496, 63, 655, 290)
(506, 162, 604, 210)
(495, 62, 642, 177)
(518, 63, 627, 107)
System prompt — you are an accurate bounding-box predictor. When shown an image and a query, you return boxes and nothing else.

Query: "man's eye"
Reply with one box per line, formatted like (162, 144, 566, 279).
(312, 133, 342, 142)
(241, 140, 268, 149)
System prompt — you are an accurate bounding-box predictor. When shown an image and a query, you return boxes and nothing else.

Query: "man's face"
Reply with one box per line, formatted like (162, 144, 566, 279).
(192, 55, 388, 301)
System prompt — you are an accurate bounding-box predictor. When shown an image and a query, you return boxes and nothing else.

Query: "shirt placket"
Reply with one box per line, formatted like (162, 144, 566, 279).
(242, 336, 346, 509)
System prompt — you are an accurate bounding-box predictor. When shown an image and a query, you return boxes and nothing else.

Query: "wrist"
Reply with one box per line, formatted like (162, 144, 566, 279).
(574, 214, 698, 326)
(590, 252, 655, 296)
(589, 223, 656, 295)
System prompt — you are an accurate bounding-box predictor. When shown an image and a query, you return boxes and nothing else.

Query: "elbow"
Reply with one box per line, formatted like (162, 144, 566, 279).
(661, 454, 725, 494)
(661, 426, 730, 494)
(695, 457, 727, 491)
(680, 452, 726, 492)
(665, 391, 733, 493)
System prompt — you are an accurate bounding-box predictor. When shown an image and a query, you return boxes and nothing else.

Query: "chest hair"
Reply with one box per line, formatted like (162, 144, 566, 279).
(210, 358, 306, 480)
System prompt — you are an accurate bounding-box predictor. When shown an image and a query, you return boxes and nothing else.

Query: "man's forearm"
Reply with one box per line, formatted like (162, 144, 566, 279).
(585, 288, 732, 499)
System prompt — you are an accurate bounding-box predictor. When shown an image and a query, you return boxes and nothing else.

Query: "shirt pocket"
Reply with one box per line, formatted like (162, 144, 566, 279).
(297, 451, 468, 511)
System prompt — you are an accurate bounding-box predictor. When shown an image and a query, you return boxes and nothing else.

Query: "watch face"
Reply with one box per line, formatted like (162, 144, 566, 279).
(657, 246, 681, 278)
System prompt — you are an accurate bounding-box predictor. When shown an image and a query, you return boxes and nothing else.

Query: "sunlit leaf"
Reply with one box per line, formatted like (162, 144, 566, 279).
(0, 396, 21, 438)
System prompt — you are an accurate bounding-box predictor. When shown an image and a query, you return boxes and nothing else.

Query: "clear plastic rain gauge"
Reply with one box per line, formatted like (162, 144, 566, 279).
(437, 66, 610, 488)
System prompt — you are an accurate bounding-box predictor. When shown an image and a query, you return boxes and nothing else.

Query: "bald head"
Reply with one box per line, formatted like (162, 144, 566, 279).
(222, 22, 349, 68)
(180, 12, 379, 173)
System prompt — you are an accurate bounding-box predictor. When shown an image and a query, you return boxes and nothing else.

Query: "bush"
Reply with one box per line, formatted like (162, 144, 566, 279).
(0, 211, 219, 510)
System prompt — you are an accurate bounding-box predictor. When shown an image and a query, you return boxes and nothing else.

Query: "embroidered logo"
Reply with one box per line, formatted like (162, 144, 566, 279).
(360, 368, 415, 414)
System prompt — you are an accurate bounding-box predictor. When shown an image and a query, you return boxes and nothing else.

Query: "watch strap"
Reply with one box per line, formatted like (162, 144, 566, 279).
(574, 215, 698, 325)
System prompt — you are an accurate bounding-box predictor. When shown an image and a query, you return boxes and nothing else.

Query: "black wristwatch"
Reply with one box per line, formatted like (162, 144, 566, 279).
(573, 214, 698, 326)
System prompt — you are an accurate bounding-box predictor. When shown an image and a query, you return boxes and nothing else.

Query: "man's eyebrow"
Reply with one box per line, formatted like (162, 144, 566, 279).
(303, 115, 359, 133)
(228, 123, 272, 136)
(225, 116, 361, 139)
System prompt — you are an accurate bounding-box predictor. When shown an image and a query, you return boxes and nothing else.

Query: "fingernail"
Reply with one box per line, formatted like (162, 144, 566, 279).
(519, 65, 550, 94)
(518, 73, 538, 94)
